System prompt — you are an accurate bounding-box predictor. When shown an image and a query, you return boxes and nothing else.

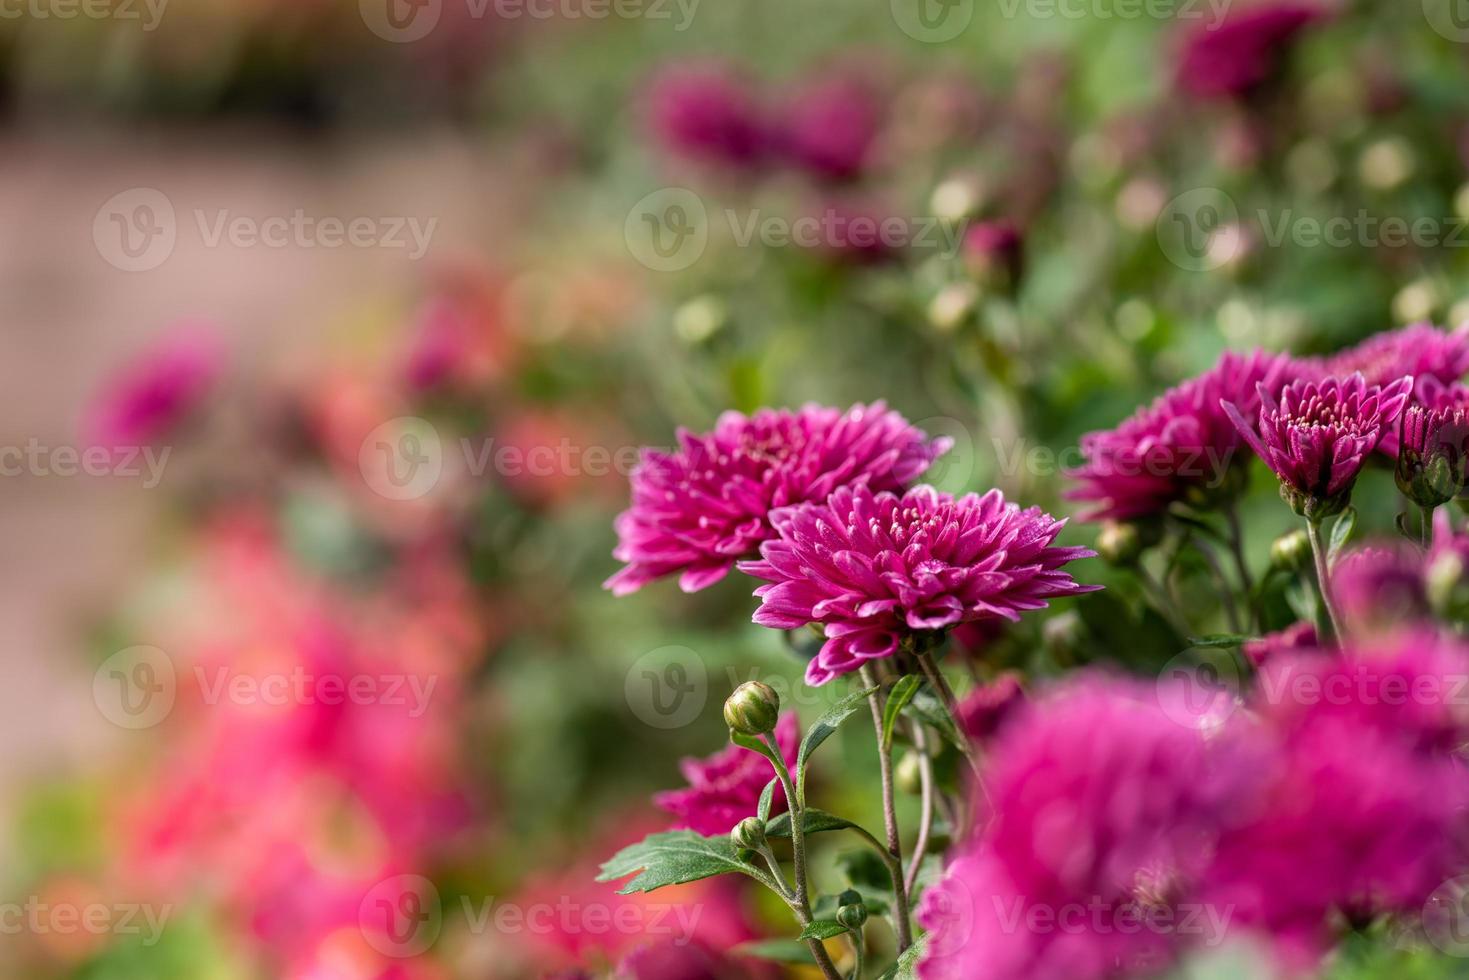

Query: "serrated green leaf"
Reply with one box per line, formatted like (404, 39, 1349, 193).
(1329, 507, 1357, 564)
(1187, 633, 1251, 649)
(881, 675, 922, 751)
(596, 831, 752, 894)
(765, 808, 857, 838)
(799, 919, 849, 941)
(757, 777, 778, 823)
(876, 934, 928, 979)
(731, 938, 813, 964)
(796, 686, 878, 797)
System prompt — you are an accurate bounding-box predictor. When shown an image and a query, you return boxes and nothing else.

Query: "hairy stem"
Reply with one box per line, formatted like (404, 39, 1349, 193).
(847, 927, 865, 980)
(859, 666, 914, 952)
(904, 721, 935, 900)
(1306, 518, 1344, 641)
(763, 733, 843, 980)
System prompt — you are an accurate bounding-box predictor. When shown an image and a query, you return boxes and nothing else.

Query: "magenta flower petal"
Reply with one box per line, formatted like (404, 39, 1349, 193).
(607, 403, 950, 595)
(746, 485, 1098, 686)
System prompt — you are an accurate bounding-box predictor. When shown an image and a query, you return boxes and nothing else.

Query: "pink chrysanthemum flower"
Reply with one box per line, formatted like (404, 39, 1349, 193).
(917, 677, 1254, 980)
(1175, 2, 1325, 101)
(646, 63, 773, 170)
(1392, 392, 1469, 507)
(1241, 621, 1319, 667)
(777, 72, 882, 183)
(85, 322, 224, 451)
(738, 485, 1098, 686)
(1068, 350, 1293, 520)
(605, 403, 950, 596)
(1320, 323, 1469, 393)
(956, 673, 1025, 742)
(1203, 637, 1469, 968)
(1222, 373, 1413, 519)
(653, 713, 798, 837)
(1331, 544, 1430, 638)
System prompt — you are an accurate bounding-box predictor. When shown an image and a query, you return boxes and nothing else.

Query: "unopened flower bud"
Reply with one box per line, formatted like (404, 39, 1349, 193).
(1270, 529, 1312, 573)
(1096, 521, 1144, 566)
(1427, 551, 1469, 621)
(731, 816, 767, 851)
(895, 751, 924, 795)
(837, 901, 868, 930)
(724, 681, 780, 736)
(1396, 404, 1469, 509)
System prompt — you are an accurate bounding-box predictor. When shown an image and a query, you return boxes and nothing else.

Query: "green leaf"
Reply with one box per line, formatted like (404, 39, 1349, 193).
(765, 808, 857, 838)
(881, 675, 923, 751)
(731, 938, 813, 964)
(799, 919, 849, 941)
(1187, 633, 1251, 649)
(1329, 507, 1357, 564)
(596, 831, 752, 894)
(730, 730, 783, 771)
(757, 777, 778, 824)
(876, 934, 929, 979)
(795, 686, 878, 797)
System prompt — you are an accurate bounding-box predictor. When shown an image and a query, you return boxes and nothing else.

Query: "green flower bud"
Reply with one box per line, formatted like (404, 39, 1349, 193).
(731, 816, 767, 851)
(724, 681, 781, 736)
(895, 751, 924, 795)
(1270, 529, 1312, 573)
(837, 902, 868, 930)
(1096, 521, 1144, 566)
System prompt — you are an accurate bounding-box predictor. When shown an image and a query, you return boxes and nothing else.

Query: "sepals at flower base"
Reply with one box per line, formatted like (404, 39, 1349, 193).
(1395, 403, 1469, 509)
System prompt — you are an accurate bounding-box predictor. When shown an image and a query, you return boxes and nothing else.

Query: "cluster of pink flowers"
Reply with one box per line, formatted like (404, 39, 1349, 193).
(1073, 323, 1469, 522)
(609, 403, 1099, 687)
(918, 634, 1469, 978)
(646, 62, 883, 183)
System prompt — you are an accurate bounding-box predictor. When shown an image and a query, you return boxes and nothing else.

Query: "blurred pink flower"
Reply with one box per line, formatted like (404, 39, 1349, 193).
(654, 712, 798, 836)
(605, 402, 950, 596)
(1204, 636, 1469, 967)
(1326, 544, 1429, 639)
(962, 219, 1024, 284)
(917, 676, 1254, 980)
(1222, 373, 1412, 516)
(86, 322, 224, 450)
(646, 63, 772, 170)
(955, 673, 1024, 742)
(740, 485, 1098, 686)
(778, 73, 882, 182)
(1320, 322, 1469, 392)
(1241, 621, 1318, 667)
(1175, 3, 1325, 101)
(1068, 350, 1292, 520)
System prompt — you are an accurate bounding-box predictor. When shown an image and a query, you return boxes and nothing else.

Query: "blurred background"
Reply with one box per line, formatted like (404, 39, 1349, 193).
(6, 0, 1469, 976)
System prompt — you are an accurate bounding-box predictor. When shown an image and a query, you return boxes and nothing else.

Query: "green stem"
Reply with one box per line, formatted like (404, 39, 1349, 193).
(858, 666, 914, 952)
(761, 734, 843, 980)
(903, 721, 935, 900)
(1423, 504, 1435, 550)
(1137, 564, 1191, 638)
(1224, 502, 1257, 627)
(847, 927, 865, 980)
(1306, 518, 1344, 641)
(1191, 535, 1242, 633)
